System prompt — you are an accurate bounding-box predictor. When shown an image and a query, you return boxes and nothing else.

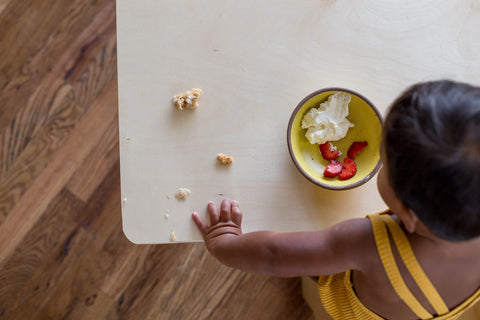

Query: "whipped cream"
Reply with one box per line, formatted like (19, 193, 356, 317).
(301, 92, 354, 144)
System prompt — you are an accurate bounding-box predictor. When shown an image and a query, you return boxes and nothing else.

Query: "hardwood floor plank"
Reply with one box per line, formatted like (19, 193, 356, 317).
(0, 78, 117, 265)
(63, 9, 117, 85)
(69, 26, 117, 111)
(234, 277, 312, 320)
(142, 247, 241, 320)
(0, 3, 116, 176)
(0, 76, 115, 224)
(0, 0, 13, 17)
(68, 160, 149, 303)
(1, 309, 54, 320)
(1, 163, 124, 319)
(31, 311, 54, 320)
(70, 159, 122, 242)
(104, 244, 202, 320)
(35, 169, 131, 319)
(105, 241, 312, 320)
(67, 160, 154, 305)
(0, 2, 117, 211)
(142, 246, 312, 320)
(65, 109, 119, 202)
(0, 0, 112, 86)
(0, 0, 115, 135)
(0, 76, 74, 175)
(100, 243, 152, 301)
(58, 289, 115, 320)
(39, 227, 115, 319)
(0, 189, 83, 319)
(0, 83, 81, 222)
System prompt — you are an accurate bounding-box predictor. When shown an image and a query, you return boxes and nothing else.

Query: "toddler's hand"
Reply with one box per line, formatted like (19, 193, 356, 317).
(192, 199, 243, 255)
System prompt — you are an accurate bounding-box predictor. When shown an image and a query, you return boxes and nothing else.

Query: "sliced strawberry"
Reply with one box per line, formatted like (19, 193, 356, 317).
(338, 157, 357, 180)
(347, 141, 368, 159)
(323, 160, 342, 178)
(319, 142, 342, 160)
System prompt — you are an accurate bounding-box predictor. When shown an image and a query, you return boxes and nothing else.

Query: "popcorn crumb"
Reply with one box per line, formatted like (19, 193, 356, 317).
(170, 231, 177, 241)
(122, 197, 127, 207)
(167, 195, 172, 199)
(175, 188, 191, 200)
(165, 213, 169, 220)
(217, 153, 234, 166)
(172, 88, 202, 111)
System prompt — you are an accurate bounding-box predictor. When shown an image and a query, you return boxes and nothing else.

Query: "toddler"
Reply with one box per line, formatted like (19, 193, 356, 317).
(192, 80, 480, 320)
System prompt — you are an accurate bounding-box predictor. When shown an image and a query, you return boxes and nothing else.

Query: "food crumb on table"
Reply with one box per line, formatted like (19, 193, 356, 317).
(167, 194, 172, 199)
(175, 188, 191, 200)
(217, 153, 234, 166)
(170, 231, 177, 241)
(165, 213, 169, 220)
(172, 88, 202, 111)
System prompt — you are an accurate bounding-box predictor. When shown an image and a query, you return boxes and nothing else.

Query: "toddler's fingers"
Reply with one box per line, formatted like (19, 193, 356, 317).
(207, 201, 219, 225)
(220, 199, 231, 222)
(231, 200, 242, 226)
(192, 212, 208, 237)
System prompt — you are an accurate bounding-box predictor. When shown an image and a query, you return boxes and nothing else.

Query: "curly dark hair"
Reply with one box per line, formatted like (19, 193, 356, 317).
(383, 80, 480, 241)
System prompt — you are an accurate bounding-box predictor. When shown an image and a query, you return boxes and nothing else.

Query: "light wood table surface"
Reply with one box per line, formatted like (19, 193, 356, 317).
(117, 0, 480, 243)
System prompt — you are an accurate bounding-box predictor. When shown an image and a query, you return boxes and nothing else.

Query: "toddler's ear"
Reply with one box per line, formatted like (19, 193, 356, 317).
(402, 209, 419, 234)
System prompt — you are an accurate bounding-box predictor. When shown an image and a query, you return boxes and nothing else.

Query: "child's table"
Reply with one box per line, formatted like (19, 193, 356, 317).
(116, 0, 480, 243)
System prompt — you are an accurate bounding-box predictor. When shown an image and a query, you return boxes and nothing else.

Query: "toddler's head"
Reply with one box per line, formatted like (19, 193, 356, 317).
(383, 80, 480, 241)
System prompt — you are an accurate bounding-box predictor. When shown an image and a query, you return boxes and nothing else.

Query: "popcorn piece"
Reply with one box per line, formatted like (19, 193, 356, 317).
(170, 231, 177, 241)
(167, 194, 172, 199)
(175, 187, 191, 200)
(217, 153, 234, 166)
(172, 88, 202, 111)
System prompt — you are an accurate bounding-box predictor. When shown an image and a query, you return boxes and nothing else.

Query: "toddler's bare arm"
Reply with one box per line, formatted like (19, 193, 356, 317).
(192, 199, 373, 277)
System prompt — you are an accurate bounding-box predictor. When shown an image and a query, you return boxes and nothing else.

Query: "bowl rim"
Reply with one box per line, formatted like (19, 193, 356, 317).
(287, 87, 384, 190)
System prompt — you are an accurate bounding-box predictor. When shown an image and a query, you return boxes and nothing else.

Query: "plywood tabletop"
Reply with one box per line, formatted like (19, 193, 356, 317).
(116, 0, 480, 243)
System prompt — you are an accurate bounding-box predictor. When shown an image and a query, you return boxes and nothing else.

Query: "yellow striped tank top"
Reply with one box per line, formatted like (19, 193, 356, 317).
(317, 212, 480, 319)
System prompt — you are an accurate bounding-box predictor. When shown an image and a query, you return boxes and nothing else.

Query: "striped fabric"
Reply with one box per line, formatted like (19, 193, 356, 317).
(317, 211, 480, 320)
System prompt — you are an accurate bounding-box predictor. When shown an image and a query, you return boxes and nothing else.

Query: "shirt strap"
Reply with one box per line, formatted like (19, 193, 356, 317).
(368, 213, 432, 319)
(380, 214, 449, 315)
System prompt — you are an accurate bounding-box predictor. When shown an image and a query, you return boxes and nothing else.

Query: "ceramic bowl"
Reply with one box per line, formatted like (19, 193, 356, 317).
(287, 88, 383, 190)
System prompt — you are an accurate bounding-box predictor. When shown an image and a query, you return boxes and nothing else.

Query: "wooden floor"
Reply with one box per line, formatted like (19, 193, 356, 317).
(0, 1, 313, 319)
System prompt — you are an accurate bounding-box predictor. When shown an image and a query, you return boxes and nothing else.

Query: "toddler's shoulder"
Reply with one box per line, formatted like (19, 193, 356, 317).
(328, 217, 378, 269)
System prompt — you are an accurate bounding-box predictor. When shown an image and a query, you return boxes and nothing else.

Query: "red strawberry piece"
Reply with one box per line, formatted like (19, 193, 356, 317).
(319, 142, 342, 160)
(323, 160, 342, 178)
(347, 141, 368, 159)
(338, 157, 357, 180)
